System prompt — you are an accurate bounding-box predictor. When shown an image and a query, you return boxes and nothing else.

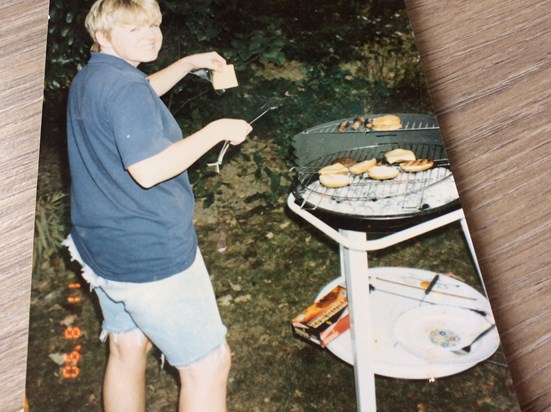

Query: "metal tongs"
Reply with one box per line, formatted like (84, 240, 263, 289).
(191, 69, 280, 172)
(207, 105, 280, 173)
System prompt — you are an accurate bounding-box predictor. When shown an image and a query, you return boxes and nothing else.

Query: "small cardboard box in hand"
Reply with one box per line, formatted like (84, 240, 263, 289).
(212, 64, 238, 90)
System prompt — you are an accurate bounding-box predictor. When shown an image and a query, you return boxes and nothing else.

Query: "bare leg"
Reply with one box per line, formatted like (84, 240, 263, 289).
(177, 342, 231, 412)
(103, 329, 153, 412)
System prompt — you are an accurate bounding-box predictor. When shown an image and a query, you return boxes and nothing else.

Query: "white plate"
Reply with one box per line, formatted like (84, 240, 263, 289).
(393, 305, 498, 364)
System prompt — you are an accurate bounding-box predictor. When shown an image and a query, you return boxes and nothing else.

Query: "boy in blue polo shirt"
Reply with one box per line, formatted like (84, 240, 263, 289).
(63, 0, 252, 410)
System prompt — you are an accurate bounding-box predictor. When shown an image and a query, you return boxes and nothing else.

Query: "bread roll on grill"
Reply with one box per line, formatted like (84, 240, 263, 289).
(400, 159, 434, 172)
(368, 166, 400, 180)
(349, 158, 377, 175)
(369, 114, 402, 131)
(333, 157, 357, 168)
(319, 174, 351, 188)
(385, 148, 416, 164)
(318, 162, 349, 175)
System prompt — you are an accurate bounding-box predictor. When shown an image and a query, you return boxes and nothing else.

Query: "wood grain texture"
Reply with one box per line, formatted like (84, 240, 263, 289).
(0, 0, 49, 410)
(406, 0, 551, 410)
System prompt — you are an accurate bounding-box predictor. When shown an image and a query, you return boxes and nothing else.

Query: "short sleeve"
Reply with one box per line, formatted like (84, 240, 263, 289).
(108, 82, 173, 168)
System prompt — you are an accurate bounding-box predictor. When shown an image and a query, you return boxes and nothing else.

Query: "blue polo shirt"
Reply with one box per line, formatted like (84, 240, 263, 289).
(66, 53, 198, 283)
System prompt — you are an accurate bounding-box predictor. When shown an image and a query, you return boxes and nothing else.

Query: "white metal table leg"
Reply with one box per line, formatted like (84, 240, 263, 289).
(459, 217, 486, 295)
(340, 229, 377, 412)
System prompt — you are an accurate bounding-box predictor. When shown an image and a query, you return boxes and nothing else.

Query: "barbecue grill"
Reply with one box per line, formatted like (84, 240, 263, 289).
(290, 113, 461, 231)
(287, 114, 486, 411)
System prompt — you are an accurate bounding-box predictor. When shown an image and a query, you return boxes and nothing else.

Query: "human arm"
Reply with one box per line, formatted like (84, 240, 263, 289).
(147, 52, 227, 96)
(127, 119, 252, 189)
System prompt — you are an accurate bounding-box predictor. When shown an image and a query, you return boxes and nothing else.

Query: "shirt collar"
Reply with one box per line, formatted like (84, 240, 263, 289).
(89, 52, 147, 78)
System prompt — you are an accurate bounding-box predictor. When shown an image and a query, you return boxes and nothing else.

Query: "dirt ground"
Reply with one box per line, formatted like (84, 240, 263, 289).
(26, 135, 521, 412)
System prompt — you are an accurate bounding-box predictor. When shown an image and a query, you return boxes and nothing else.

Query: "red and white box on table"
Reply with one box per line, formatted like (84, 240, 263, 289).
(291, 284, 350, 348)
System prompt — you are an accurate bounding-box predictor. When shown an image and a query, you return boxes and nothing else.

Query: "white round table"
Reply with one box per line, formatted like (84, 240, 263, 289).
(317, 267, 500, 380)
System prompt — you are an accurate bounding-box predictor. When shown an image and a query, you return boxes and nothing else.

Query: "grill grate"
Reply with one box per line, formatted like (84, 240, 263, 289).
(302, 117, 439, 135)
(301, 167, 452, 203)
(293, 143, 458, 218)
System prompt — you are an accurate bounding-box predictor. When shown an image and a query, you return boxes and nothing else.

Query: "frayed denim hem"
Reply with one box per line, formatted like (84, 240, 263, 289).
(62, 235, 107, 290)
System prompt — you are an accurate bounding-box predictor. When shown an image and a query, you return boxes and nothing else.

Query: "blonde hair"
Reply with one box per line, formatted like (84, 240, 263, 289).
(85, 0, 162, 52)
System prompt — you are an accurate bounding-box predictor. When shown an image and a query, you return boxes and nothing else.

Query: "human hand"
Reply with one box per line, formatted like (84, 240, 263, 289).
(207, 119, 252, 146)
(185, 51, 227, 72)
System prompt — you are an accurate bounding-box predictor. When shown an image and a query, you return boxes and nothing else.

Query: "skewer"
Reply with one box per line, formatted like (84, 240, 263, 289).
(374, 276, 478, 301)
(372, 286, 488, 316)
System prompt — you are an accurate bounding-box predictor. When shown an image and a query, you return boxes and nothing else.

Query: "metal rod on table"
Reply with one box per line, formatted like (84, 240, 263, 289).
(374, 277, 477, 301)
(372, 286, 488, 315)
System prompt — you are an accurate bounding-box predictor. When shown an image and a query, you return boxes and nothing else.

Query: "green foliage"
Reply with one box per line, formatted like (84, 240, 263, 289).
(45, 0, 92, 91)
(229, 20, 286, 67)
(189, 167, 226, 209)
(245, 152, 291, 206)
(33, 191, 70, 278)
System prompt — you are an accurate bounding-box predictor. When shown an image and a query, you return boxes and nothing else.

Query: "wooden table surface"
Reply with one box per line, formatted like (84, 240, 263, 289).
(1, 0, 549, 410)
(406, 1, 551, 410)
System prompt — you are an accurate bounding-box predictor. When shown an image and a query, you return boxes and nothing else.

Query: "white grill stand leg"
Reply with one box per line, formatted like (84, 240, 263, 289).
(340, 229, 377, 412)
(459, 217, 487, 296)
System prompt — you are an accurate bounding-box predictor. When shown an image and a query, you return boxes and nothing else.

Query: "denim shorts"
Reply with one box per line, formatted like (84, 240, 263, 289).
(63, 236, 227, 367)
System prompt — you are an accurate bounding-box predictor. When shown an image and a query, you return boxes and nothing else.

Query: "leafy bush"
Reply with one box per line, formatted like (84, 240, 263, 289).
(45, 0, 91, 91)
(33, 192, 70, 278)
